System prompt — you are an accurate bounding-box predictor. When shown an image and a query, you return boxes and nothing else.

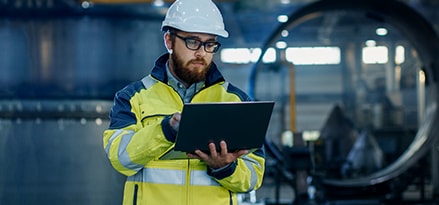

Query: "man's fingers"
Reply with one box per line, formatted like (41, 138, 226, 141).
(208, 142, 218, 157)
(173, 112, 181, 121)
(170, 113, 181, 131)
(220, 140, 228, 155)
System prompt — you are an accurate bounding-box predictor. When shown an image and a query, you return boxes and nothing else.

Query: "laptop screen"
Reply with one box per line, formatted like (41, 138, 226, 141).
(173, 101, 275, 153)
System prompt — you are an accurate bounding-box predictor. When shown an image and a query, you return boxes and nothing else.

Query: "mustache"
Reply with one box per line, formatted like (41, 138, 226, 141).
(188, 58, 207, 66)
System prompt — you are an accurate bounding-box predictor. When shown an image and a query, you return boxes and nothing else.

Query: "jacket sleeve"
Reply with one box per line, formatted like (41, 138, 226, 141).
(103, 89, 173, 176)
(208, 148, 265, 192)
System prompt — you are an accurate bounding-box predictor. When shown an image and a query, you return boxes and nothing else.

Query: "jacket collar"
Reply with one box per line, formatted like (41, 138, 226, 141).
(151, 53, 225, 86)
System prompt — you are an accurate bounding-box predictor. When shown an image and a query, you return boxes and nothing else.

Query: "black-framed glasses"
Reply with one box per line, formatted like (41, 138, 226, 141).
(172, 33, 221, 53)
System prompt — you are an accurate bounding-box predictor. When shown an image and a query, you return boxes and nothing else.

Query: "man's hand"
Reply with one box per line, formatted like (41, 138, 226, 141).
(187, 140, 248, 169)
(169, 112, 181, 131)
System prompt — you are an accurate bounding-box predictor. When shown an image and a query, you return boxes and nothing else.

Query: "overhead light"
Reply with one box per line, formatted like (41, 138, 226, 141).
(153, 0, 164, 7)
(365, 40, 376, 47)
(281, 30, 289, 37)
(395, 45, 405, 64)
(376, 27, 388, 36)
(276, 41, 287, 49)
(277, 15, 288, 23)
(81, 1, 92, 9)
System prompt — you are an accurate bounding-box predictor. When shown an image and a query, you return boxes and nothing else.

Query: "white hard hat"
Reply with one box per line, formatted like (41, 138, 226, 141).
(161, 0, 229, 38)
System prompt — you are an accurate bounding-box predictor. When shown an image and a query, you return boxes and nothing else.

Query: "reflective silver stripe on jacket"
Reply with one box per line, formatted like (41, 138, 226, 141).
(191, 170, 221, 186)
(221, 81, 229, 90)
(141, 75, 157, 89)
(242, 155, 262, 190)
(105, 129, 143, 171)
(127, 168, 220, 186)
(105, 129, 125, 155)
(128, 168, 185, 185)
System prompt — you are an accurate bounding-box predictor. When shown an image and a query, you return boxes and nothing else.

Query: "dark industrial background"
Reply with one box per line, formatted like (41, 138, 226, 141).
(1, 0, 439, 204)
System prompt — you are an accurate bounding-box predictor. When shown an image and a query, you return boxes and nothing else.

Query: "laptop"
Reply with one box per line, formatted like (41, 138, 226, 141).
(160, 101, 275, 160)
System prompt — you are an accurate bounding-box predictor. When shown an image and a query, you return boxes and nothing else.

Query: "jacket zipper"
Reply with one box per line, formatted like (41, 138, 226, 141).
(133, 184, 139, 205)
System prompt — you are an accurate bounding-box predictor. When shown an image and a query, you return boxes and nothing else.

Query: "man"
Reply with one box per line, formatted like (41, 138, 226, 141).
(103, 0, 265, 204)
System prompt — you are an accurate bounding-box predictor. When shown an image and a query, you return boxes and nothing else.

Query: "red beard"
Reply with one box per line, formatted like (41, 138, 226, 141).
(172, 54, 210, 85)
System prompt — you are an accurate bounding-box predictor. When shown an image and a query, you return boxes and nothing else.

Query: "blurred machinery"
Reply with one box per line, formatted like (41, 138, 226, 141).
(251, 0, 439, 204)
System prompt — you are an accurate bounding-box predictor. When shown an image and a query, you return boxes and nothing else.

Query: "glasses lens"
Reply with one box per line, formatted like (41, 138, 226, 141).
(185, 39, 201, 50)
(174, 33, 220, 53)
(204, 42, 218, 53)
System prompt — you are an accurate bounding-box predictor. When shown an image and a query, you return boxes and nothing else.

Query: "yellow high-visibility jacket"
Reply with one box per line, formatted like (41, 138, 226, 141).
(103, 54, 265, 205)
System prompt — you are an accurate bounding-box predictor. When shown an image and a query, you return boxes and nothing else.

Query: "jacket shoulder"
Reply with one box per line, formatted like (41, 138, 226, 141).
(224, 82, 253, 101)
(115, 80, 145, 99)
(116, 75, 158, 99)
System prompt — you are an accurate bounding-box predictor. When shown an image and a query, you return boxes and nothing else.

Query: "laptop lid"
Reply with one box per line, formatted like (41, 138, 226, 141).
(173, 101, 275, 153)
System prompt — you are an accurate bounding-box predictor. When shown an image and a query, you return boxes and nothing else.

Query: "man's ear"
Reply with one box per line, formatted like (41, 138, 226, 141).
(164, 32, 173, 54)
